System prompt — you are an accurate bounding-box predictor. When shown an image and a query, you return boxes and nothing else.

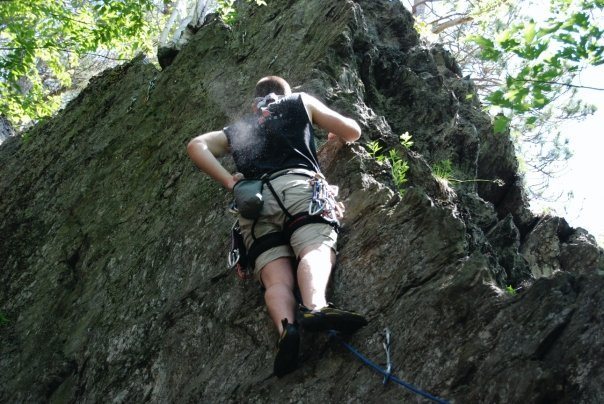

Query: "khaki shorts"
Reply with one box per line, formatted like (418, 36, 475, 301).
(238, 170, 338, 276)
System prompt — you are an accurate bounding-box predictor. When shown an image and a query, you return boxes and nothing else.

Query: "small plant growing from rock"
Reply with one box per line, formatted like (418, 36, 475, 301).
(399, 131, 413, 149)
(432, 159, 454, 181)
(431, 159, 505, 187)
(367, 133, 411, 191)
(505, 285, 517, 296)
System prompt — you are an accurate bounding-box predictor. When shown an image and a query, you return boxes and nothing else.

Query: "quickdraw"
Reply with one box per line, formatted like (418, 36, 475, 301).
(308, 173, 343, 223)
(228, 220, 253, 280)
(328, 330, 449, 403)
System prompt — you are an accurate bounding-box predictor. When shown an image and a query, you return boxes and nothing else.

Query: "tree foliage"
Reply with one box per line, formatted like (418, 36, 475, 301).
(408, 0, 604, 198)
(469, 0, 603, 127)
(0, 0, 161, 128)
(216, 0, 266, 25)
(0, 0, 272, 129)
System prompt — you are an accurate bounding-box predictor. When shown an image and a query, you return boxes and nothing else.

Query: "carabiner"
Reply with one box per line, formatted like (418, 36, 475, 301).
(228, 249, 240, 269)
(308, 199, 324, 215)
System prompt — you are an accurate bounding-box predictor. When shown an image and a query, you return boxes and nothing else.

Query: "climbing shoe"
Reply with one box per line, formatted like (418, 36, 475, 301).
(274, 319, 300, 378)
(300, 303, 368, 334)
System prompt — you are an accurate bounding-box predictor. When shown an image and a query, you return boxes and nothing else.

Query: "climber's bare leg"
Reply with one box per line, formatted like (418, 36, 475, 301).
(260, 257, 297, 334)
(296, 244, 335, 310)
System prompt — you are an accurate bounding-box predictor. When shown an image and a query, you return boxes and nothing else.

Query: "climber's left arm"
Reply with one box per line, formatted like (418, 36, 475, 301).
(301, 93, 361, 143)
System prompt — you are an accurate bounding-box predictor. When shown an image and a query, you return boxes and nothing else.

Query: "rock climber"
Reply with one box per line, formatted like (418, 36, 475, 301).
(187, 75, 367, 377)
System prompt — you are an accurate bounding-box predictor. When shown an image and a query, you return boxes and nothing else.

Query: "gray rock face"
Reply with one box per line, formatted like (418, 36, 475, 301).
(0, 116, 14, 144)
(1, 1, 603, 402)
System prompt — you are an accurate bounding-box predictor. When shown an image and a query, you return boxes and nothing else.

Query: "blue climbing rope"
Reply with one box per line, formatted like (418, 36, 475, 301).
(328, 331, 450, 404)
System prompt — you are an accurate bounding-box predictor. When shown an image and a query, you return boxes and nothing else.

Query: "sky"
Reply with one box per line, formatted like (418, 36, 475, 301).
(528, 65, 604, 244)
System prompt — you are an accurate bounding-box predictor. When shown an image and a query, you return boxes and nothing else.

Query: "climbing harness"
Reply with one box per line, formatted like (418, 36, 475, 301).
(248, 170, 340, 269)
(227, 169, 341, 276)
(328, 330, 450, 404)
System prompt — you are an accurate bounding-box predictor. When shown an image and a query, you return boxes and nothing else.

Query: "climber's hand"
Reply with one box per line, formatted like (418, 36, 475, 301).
(227, 172, 244, 191)
(328, 132, 340, 142)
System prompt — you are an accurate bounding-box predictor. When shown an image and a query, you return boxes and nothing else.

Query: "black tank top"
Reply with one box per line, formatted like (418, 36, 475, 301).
(223, 93, 321, 179)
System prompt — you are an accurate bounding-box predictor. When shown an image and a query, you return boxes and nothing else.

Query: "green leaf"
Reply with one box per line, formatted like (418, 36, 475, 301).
(499, 38, 520, 51)
(486, 89, 511, 108)
(493, 115, 510, 134)
(469, 35, 494, 49)
(538, 21, 563, 36)
(523, 21, 536, 43)
(469, 35, 502, 61)
(399, 131, 413, 148)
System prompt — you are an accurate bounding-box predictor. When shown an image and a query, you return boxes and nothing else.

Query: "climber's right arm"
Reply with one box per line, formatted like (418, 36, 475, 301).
(187, 130, 239, 191)
(301, 93, 361, 143)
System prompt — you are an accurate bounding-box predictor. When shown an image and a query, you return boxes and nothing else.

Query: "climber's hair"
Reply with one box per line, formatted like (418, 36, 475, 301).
(255, 76, 292, 97)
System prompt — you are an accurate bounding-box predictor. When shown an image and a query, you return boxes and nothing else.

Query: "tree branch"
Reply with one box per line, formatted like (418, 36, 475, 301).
(512, 78, 604, 91)
(44, 10, 95, 29)
(0, 46, 130, 61)
(428, 12, 470, 26)
(431, 16, 474, 34)
(470, 77, 502, 86)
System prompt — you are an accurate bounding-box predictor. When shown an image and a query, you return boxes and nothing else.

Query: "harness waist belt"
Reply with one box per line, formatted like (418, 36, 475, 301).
(262, 167, 318, 181)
